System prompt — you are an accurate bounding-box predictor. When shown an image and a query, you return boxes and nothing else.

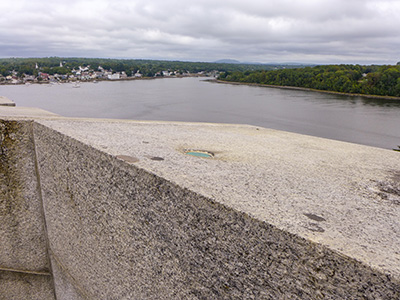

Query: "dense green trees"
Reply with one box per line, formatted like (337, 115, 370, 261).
(3, 58, 399, 97)
(218, 64, 400, 97)
(0, 57, 303, 79)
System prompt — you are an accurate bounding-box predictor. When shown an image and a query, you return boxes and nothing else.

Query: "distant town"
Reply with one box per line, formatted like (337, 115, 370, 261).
(0, 61, 219, 84)
(0, 57, 299, 85)
(2, 57, 400, 98)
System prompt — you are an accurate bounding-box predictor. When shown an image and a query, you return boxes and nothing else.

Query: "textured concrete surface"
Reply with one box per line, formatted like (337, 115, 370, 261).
(36, 118, 400, 278)
(2, 105, 400, 298)
(50, 252, 87, 300)
(0, 106, 58, 118)
(0, 120, 55, 299)
(0, 120, 50, 272)
(0, 96, 15, 106)
(32, 118, 400, 299)
(0, 270, 55, 300)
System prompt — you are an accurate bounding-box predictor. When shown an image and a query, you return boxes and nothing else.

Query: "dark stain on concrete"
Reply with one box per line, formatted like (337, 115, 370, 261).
(376, 170, 400, 205)
(0, 121, 25, 219)
(305, 223, 325, 233)
(304, 213, 326, 222)
(150, 156, 164, 161)
(116, 155, 139, 164)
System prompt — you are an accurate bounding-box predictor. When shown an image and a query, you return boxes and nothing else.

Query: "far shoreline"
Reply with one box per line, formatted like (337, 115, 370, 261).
(0, 74, 207, 86)
(209, 79, 400, 101)
(3, 75, 400, 101)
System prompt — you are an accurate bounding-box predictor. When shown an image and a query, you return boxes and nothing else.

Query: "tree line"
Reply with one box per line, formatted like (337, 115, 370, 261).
(218, 64, 400, 97)
(0, 57, 303, 78)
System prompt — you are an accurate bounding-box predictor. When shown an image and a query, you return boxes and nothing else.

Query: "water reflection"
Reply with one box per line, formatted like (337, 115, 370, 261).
(1, 77, 399, 150)
(360, 97, 400, 108)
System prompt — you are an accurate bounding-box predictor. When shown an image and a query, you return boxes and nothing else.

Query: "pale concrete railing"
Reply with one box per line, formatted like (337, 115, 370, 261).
(1, 111, 399, 299)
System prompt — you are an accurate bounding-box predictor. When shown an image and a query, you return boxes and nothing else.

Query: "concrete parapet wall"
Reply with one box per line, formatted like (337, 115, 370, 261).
(34, 122, 400, 299)
(0, 120, 55, 299)
(1, 115, 400, 299)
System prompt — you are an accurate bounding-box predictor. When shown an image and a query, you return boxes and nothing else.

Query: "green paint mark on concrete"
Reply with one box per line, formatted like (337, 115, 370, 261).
(185, 151, 213, 158)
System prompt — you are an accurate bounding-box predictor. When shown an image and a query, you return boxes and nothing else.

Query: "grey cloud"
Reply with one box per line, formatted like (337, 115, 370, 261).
(0, 0, 399, 64)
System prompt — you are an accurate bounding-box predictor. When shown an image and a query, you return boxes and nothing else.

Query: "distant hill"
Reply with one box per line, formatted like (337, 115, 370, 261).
(214, 59, 242, 64)
(214, 59, 313, 66)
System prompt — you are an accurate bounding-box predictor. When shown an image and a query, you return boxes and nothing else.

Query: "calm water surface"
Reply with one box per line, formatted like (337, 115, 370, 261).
(1, 77, 400, 150)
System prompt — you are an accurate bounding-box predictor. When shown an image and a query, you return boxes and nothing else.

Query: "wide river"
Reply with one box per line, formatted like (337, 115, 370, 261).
(1, 77, 400, 150)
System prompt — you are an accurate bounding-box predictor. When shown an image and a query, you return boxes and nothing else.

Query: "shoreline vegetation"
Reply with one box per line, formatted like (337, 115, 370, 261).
(2, 57, 400, 100)
(217, 64, 400, 100)
(0, 74, 207, 85)
(0, 57, 300, 86)
(211, 79, 400, 101)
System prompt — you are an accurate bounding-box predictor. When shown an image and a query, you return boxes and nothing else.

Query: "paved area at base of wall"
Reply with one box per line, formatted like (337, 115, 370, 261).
(0, 270, 55, 300)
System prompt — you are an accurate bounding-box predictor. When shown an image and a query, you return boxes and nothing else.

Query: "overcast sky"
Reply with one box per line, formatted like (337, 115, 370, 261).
(1, 0, 399, 64)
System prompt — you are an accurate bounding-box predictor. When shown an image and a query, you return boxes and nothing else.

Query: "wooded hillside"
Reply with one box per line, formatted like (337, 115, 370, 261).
(218, 64, 400, 97)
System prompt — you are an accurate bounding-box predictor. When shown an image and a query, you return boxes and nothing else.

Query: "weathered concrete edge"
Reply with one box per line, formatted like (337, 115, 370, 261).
(2, 114, 399, 298)
(0, 119, 56, 299)
(0, 96, 16, 106)
(0, 106, 59, 118)
(0, 270, 55, 300)
(33, 120, 400, 299)
(49, 251, 88, 300)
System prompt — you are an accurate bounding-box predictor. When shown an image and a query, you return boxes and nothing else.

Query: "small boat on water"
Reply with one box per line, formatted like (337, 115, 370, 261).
(73, 82, 80, 88)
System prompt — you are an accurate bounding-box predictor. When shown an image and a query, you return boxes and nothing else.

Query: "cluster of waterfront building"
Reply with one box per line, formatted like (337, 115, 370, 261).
(0, 63, 219, 85)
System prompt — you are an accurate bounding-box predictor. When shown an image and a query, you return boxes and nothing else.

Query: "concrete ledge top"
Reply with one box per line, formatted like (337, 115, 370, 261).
(0, 106, 59, 118)
(0, 96, 16, 106)
(34, 117, 400, 278)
